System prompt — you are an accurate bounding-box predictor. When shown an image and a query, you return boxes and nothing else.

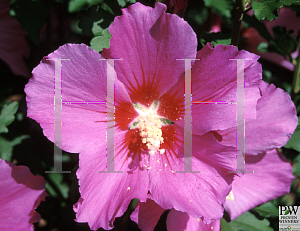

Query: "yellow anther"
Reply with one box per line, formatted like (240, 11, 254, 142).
(149, 151, 155, 156)
(147, 137, 154, 143)
(134, 102, 167, 156)
(148, 131, 154, 137)
(152, 139, 160, 148)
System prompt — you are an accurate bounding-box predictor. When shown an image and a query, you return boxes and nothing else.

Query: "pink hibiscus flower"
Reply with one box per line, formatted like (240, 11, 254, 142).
(224, 149, 294, 220)
(130, 80, 296, 231)
(25, 2, 296, 230)
(219, 81, 297, 220)
(131, 199, 220, 231)
(130, 151, 293, 231)
(0, 0, 30, 77)
(0, 159, 47, 231)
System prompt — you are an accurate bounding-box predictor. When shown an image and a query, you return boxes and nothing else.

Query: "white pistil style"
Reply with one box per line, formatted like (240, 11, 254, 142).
(138, 109, 164, 156)
(226, 190, 234, 201)
(132, 100, 166, 156)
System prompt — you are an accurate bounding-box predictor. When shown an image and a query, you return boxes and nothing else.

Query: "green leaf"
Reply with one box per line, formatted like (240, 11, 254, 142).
(90, 28, 112, 52)
(241, 0, 252, 11)
(97, 0, 122, 16)
(117, 0, 136, 7)
(203, 0, 234, 18)
(129, 198, 139, 211)
(251, 0, 283, 21)
(78, 5, 114, 37)
(221, 219, 236, 231)
(129, 121, 139, 130)
(281, 193, 295, 205)
(151, 99, 159, 110)
(252, 201, 279, 217)
(45, 172, 69, 199)
(201, 32, 231, 47)
(0, 102, 19, 134)
(159, 118, 174, 125)
(68, 0, 104, 13)
(281, 0, 300, 6)
(10, 0, 50, 44)
(69, 0, 88, 13)
(0, 135, 29, 161)
(271, 26, 298, 55)
(256, 42, 270, 52)
(132, 103, 143, 111)
(250, 25, 297, 59)
(285, 116, 300, 151)
(285, 209, 291, 215)
(230, 212, 273, 231)
(117, 0, 126, 7)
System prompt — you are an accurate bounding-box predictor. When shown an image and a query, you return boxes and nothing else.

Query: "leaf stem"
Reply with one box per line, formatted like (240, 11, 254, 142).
(43, 173, 67, 202)
(231, 0, 243, 47)
(292, 47, 300, 95)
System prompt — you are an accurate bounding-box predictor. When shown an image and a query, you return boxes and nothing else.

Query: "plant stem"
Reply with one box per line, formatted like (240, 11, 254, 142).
(292, 49, 300, 96)
(231, 0, 243, 47)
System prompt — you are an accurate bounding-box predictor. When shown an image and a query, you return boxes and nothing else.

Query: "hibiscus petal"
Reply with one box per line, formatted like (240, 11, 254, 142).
(132, 199, 221, 231)
(159, 44, 261, 135)
(167, 209, 220, 231)
(0, 0, 30, 77)
(224, 149, 294, 220)
(148, 125, 237, 223)
(74, 128, 149, 230)
(218, 81, 297, 155)
(102, 2, 197, 106)
(0, 159, 47, 231)
(130, 199, 166, 231)
(25, 43, 135, 153)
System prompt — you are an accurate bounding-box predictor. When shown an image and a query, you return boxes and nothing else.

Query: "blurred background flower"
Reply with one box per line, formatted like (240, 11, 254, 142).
(0, 0, 30, 77)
